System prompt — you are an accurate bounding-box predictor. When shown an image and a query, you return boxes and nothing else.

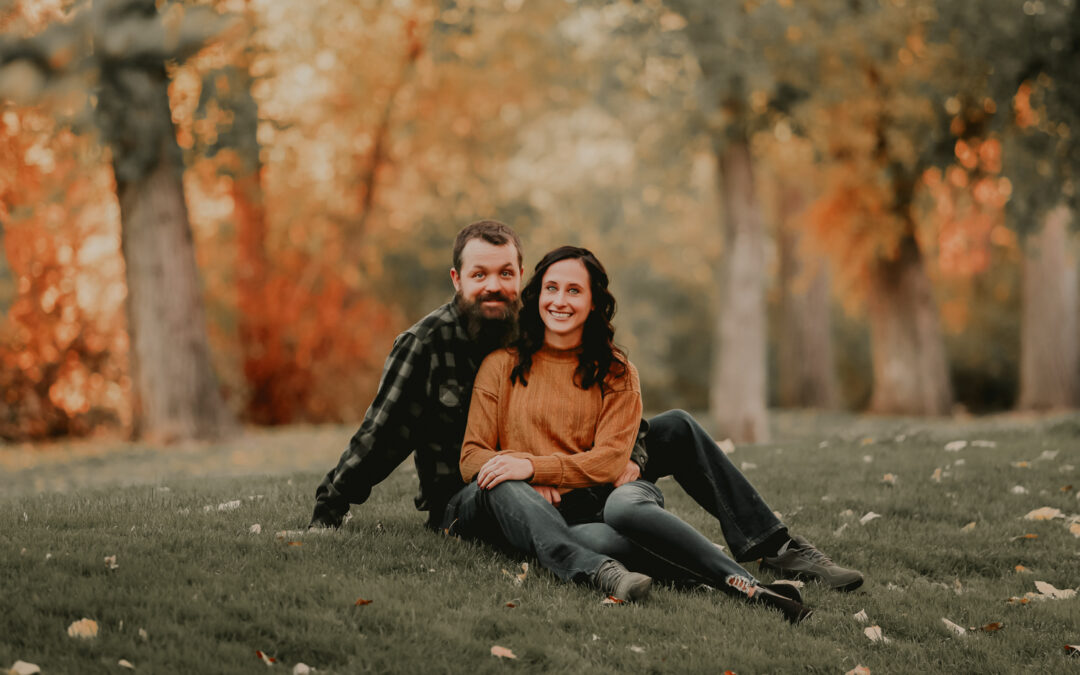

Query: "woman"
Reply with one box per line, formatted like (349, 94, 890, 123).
(459, 246, 812, 623)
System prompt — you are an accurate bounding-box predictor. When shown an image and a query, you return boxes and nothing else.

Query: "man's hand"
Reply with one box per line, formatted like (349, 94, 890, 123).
(531, 484, 562, 506)
(613, 460, 641, 487)
(477, 454, 534, 490)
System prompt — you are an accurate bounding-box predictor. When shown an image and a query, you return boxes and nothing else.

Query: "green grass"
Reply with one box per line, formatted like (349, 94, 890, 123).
(2, 413, 1079, 674)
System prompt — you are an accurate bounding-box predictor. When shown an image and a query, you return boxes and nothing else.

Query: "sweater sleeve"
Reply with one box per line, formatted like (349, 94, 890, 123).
(459, 352, 507, 482)
(528, 363, 642, 488)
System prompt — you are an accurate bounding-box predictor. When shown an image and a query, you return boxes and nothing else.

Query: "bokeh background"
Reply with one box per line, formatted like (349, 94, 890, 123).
(0, 0, 1077, 445)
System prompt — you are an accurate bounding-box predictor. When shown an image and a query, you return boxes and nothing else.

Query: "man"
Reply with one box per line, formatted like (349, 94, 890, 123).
(310, 220, 863, 593)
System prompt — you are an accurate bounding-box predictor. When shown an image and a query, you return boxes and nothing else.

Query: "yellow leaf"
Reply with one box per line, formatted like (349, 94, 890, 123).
(961, 521, 976, 532)
(845, 666, 871, 675)
(1069, 522, 1080, 538)
(930, 468, 943, 483)
(66, 618, 98, 639)
(881, 473, 897, 485)
(490, 645, 517, 659)
(979, 622, 1003, 632)
(1015, 565, 1031, 573)
(1023, 507, 1063, 521)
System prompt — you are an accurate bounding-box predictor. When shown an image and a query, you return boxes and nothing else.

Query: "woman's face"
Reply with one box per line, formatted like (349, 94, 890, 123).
(539, 258, 593, 349)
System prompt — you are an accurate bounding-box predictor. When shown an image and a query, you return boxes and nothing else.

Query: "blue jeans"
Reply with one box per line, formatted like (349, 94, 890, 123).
(441, 480, 612, 583)
(568, 481, 760, 597)
(643, 410, 786, 560)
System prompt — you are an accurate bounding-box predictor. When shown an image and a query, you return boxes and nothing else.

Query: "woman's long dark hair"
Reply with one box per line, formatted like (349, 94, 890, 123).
(510, 246, 627, 393)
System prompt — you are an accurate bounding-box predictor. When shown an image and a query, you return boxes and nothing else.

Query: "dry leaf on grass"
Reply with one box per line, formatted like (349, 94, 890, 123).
(117, 659, 134, 669)
(1033, 581, 1076, 599)
(629, 645, 646, 653)
(1009, 533, 1038, 541)
(942, 618, 966, 636)
(293, 664, 312, 675)
(1011, 461, 1030, 468)
(977, 622, 1003, 632)
(1023, 507, 1063, 521)
(256, 650, 276, 665)
(860, 512, 882, 525)
(490, 645, 516, 659)
(1038, 450, 1059, 461)
(853, 609, 869, 623)
(249, 524, 262, 535)
(601, 596, 624, 605)
(944, 440, 967, 452)
(505, 602, 516, 608)
(138, 628, 148, 641)
(845, 666, 871, 675)
(1069, 522, 1080, 538)
(953, 579, 964, 595)
(864, 625, 890, 643)
(1010, 485, 1029, 495)
(1015, 565, 1031, 573)
(66, 618, 98, 639)
(1061, 485, 1074, 492)
(930, 468, 943, 483)
(971, 440, 996, 448)
(502, 562, 529, 585)
(961, 522, 976, 532)
(881, 474, 897, 485)
(354, 598, 372, 606)
(104, 555, 119, 570)
(8, 661, 41, 675)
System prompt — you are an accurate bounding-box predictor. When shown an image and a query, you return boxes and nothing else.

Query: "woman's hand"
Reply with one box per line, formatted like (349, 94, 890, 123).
(613, 459, 641, 487)
(477, 455, 534, 490)
(531, 485, 562, 506)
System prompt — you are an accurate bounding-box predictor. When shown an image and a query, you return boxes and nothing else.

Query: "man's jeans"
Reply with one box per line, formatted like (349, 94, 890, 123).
(643, 410, 786, 561)
(569, 480, 759, 596)
(442, 480, 611, 583)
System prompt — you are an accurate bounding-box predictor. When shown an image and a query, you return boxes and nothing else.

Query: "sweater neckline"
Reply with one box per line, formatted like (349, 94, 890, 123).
(535, 344, 581, 362)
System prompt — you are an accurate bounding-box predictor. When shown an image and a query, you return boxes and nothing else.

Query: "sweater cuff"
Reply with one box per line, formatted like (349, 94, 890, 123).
(528, 456, 563, 485)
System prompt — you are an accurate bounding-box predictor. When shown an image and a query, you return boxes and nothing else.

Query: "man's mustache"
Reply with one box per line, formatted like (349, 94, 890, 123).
(479, 292, 510, 303)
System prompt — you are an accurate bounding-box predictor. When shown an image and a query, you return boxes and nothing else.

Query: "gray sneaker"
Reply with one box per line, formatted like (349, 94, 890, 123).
(593, 560, 652, 602)
(760, 535, 864, 591)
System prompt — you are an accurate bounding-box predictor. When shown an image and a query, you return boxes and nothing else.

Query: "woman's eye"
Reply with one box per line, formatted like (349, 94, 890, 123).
(569, 288, 579, 294)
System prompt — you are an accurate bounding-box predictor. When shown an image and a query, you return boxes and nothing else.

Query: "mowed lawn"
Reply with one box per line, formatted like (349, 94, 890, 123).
(2, 413, 1079, 674)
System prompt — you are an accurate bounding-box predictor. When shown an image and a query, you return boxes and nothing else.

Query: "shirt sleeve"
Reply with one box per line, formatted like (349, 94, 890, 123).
(528, 363, 643, 489)
(459, 352, 507, 482)
(312, 332, 428, 523)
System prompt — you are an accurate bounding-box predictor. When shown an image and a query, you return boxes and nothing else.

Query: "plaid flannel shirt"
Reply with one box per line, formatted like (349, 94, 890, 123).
(311, 300, 649, 529)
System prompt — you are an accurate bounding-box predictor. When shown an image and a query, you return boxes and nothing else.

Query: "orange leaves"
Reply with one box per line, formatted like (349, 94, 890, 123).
(490, 646, 517, 660)
(354, 598, 372, 606)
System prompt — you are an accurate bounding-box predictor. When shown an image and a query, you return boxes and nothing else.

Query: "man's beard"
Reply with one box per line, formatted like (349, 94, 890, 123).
(455, 290, 521, 351)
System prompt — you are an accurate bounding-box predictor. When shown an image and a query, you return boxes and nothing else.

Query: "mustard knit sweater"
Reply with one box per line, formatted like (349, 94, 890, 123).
(459, 345, 642, 490)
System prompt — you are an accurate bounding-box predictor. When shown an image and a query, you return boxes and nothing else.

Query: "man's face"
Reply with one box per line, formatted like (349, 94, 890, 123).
(451, 239, 523, 320)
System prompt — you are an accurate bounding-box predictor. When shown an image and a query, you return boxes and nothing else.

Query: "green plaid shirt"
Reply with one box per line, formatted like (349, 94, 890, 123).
(311, 300, 648, 528)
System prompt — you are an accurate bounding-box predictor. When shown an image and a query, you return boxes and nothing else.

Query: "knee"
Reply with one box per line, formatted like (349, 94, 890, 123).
(651, 409, 697, 437)
(604, 481, 663, 529)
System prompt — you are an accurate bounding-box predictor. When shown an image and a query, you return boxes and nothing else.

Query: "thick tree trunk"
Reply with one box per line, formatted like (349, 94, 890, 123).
(103, 62, 235, 441)
(1017, 204, 1078, 410)
(776, 182, 839, 409)
(710, 136, 769, 442)
(866, 233, 952, 415)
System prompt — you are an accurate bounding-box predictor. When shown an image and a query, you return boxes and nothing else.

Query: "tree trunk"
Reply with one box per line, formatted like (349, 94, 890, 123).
(102, 61, 235, 441)
(776, 182, 840, 409)
(1017, 204, 1078, 410)
(866, 232, 952, 415)
(710, 135, 769, 442)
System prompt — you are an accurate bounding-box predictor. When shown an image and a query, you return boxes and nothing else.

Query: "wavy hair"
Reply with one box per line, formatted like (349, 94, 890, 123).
(510, 246, 627, 393)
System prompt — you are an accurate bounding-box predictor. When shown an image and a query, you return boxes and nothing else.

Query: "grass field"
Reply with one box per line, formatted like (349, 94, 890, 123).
(2, 412, 1079, 674)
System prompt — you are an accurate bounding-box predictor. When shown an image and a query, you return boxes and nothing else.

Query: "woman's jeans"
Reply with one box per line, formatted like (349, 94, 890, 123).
(569, 480, 761, 597)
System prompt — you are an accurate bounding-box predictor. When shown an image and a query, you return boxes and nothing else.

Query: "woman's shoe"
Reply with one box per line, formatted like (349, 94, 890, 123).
(753, 584, 813, 624)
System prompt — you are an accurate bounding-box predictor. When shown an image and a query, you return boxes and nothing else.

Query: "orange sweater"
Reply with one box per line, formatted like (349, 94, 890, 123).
(460, 346, 642, 490)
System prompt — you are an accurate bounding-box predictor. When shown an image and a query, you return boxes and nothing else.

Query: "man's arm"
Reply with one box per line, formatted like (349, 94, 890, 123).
(310, 332, 427, 527)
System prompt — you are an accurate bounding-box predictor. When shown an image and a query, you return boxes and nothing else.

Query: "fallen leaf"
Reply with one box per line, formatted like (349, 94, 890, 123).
(859, 511, 882, 525)
(1034, 581, 1077, 599)
(517, 562, 529, 584)
(961, 522, 976, 532)
(864, 625, 890, 643)
(117, 659, 135, 669)
(863, 455, 874, 463)
(1061, 485, 1073, 492)
(293, 665, 312, 675)
(881, 473, 897, 485)
(930, 468, 943, 483)
(1069, 522, 1080, 538)
(861, 437, 875, 446)
(971, 440, 996, 448)
(138, 628, 148, 641)
(66, 618, 99, 639)
(741, 462, 758, 471)
(629, 645, 646, 653)
(853, 609, 869, 623)
(840, 509, 855, 518)
(104, 555, 119, 570)
(844, 667, 871, 675)
(1024, 507, 1064, 521)
(8, 661, 41, 675)
(490, 645, 517, 659)
(287, 541, 303, 547)
(833, 523, 849, 537)
(256, 650, 276, 665)
(217, 500, 242, 511)
(1038, 450, 1059, 461)
(1015, 565, 1031, 573)
(1066, 644, 1080, 657)
(354, 598, 372, 606)
(505, 602, 516, 608)
(591, 634, 601, 641)
(979, 622, 1003, 632)
(953, 579, 964, 595)
(944, 440, 967, 452)
(954, 458, 966, 466)
(601, 596, 624, 605)
(941, 618, 966, 636)
(249, 524, 262, 535)
(1011, 461, 1030, 468)
(1010, 533, 1038, 541)
(1010, 485, 1028, 495)
(716, 439, 735, 454)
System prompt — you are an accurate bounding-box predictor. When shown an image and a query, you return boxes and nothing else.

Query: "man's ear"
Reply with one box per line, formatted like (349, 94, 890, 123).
(450, 267, 461, 292)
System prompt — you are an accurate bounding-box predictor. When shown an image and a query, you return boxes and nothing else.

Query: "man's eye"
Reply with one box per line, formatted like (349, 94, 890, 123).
(473, 273, 484, 279)
(501, 270, 513, 278)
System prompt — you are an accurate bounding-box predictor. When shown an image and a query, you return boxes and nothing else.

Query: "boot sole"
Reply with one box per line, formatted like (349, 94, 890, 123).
(760, 562, 864, 592)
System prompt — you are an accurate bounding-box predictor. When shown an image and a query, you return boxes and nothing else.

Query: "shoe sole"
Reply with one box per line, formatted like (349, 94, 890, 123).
(760, 562, 865, 592)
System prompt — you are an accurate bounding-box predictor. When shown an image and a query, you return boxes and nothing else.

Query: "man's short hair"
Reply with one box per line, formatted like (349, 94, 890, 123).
(452, 220, 523, 272)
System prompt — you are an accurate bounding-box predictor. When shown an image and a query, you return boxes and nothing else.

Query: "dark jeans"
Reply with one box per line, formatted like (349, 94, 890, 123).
(568, 481, 759, 597)
(643, 410, 786, 561)
(441, 480, 612, 583)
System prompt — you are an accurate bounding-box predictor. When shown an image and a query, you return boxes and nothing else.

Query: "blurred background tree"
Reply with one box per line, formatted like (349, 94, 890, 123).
(1, 0, 1077, 444)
